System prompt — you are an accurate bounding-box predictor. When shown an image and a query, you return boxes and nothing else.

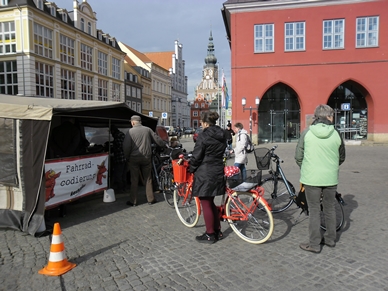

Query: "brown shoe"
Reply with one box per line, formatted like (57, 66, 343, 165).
(299, 243, 321, 253)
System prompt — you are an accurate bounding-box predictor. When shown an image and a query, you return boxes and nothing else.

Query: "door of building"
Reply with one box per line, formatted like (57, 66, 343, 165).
(259, 83, 300, 143)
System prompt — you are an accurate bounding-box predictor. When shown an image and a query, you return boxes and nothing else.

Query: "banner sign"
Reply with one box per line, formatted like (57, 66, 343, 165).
(44, 153, 109, 209)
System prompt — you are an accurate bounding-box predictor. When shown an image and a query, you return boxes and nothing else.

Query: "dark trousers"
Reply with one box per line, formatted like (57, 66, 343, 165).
(304, 185, 337, 248)
(113, 161, 127, 192)
(234, 162, 247, 181)
(199, 197, 220, 234)
(128, 156, 154, 204)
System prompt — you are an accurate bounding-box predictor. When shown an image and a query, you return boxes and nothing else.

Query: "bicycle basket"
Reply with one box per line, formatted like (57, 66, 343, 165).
(226, 172, 243, 189)
(172, 159, 188, 183)
(254, 148, 271, 170)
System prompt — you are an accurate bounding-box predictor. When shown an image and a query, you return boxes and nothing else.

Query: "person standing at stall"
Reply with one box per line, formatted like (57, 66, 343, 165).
(123, 115, 166, 206)
(110, 125, 127, 193)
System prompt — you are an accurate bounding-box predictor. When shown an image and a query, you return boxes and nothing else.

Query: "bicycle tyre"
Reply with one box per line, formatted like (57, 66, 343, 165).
(159, 169, 175, 207)
(260, 177, 294, 213)
(225, 192, 274, 244)
(173, 182, 200, 228)
(320, 198, 344, 231)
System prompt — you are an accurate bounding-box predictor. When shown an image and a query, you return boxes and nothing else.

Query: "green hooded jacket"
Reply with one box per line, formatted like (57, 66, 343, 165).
(295, 119, 345, 186)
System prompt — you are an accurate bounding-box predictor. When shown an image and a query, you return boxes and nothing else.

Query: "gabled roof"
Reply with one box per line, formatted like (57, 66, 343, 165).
(144, 52, 174, 71)
(120, 43, 152, 63)
(124, 55, 137, 66)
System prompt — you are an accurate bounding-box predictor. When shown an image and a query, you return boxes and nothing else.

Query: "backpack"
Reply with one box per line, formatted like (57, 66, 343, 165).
(295, 184, 309, 214)
(238, 133, 254, 153)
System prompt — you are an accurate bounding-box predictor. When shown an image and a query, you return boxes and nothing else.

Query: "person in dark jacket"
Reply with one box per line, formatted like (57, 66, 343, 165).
(224, 122, 235, 151)
(295, 104, 346, 253)
(189, 111, 226, 244)
(110, 125, 127, 193)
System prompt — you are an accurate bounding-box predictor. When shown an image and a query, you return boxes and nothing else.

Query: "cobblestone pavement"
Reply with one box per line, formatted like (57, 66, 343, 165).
(1, 140, 388, 291)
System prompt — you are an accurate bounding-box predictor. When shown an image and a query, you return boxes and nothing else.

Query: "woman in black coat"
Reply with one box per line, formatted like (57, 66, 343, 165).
(189, 111, 226, 244)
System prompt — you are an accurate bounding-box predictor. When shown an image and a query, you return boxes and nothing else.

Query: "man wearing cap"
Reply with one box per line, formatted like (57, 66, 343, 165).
(123, 115, 166, 206)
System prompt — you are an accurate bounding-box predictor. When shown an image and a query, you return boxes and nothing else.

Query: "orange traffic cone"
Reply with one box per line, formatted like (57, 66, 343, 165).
(39, 222, 76, 276)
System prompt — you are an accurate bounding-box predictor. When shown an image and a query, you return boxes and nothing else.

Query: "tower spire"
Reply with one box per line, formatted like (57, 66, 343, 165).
(205, 30, 217, 67)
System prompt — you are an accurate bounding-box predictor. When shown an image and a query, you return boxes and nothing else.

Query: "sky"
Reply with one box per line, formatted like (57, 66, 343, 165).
(53, 0, 231, 101)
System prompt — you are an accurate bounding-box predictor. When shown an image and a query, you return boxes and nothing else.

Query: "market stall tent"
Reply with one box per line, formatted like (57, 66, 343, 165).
(0, 95, 157, 235)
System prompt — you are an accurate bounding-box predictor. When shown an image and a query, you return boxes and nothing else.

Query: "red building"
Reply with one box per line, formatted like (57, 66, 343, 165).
(190, 94, 211, 129)
(222, 0, 388, 143)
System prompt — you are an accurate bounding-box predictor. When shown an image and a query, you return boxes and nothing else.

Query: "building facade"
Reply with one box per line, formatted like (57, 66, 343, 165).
(222, 0, 388, 143)
(119, 42, 171, 125)
(144, 41, 190, 128)
(0, 0, 125, 101)
(123, 56, 143, 113)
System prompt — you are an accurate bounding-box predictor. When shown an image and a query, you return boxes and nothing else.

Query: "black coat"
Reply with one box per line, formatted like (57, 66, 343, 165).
(189, 125, 226, 197)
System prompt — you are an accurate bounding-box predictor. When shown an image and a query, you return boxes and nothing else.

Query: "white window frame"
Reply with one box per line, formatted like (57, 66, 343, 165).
(33, 23, 53, 58)
(323, 19, 345, 50)
(60, 34, 75, 65)
(0, 21, 16, 54)
(60, 69, 75, 99)
(50, 6, 56, 17)
(98, 79, 108, 101)
(193, 111, 198, 117)
(81, 18, 84, 31)
(80, 43, 93, 71)
(285, 21, 305, 51)
(87, 22, 91, 34)
(112, 57, 120, 79)
(0, 60, 18, 95)
(356, 16, 379, 48)
(137, 102, 141, 113)
(81, 74, 93, 100)
(37, 0, 43, 10)
(131, 86, 136, 97)
(62, 13, 67, 23)
(35, 61, 53, 97)
(254, 23, 274, 53)
(112, 83, 120, 102)
(98, 51, 107, 75)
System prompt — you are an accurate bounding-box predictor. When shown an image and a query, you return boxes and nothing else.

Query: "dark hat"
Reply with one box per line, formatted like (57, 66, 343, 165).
(131, 115, 141, 121)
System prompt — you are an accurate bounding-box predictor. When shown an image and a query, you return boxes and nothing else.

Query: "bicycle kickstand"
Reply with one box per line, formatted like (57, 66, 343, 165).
(293, 209, 308, 226)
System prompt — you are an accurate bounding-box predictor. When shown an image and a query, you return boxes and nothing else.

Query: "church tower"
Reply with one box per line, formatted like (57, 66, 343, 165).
(191, 31, 220, 128)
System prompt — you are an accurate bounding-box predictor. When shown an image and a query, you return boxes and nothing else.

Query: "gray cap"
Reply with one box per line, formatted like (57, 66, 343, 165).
(131, 115, 141, 121)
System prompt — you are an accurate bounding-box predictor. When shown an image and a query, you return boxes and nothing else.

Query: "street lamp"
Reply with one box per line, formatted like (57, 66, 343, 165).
(242, 96, 260, 141)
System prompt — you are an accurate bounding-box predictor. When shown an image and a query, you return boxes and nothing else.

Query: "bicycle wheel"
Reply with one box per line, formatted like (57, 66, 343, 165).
(260, 177, 294, 213)
(320, 198, 344, 231)
(159, 169, 175, 207)
(173, 182, 200, 228)
(225, 192, 274, 244)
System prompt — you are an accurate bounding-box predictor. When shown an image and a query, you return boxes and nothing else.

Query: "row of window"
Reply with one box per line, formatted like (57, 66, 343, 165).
(254, 16, 379, 53)
(126, 101, 142, 113)
(0, 21, 121, 79)
(33, 61, 121, 100)
(125, 84, 141, 98)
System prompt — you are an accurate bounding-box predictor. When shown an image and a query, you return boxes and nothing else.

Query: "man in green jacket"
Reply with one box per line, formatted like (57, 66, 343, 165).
(295, 105, 345, 253)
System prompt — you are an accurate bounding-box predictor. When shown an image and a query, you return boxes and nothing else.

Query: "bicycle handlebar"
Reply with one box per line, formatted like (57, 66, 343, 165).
(269, 144, 284, 163)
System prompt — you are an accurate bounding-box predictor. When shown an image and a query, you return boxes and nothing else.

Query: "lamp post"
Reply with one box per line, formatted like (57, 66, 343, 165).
(242, 96, 260, 141)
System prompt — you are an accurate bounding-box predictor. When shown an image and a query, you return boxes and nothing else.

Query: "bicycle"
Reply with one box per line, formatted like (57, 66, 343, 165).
(254, 145, 345, 231)
(172, 155, 274, 244)
(151, 143, 184, 206)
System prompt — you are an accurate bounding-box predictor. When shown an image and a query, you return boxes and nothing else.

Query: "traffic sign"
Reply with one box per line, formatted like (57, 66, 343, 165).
(149, 111, 153, 117)
(341, 103, 351, 111)
(162, 112, 168, 119)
